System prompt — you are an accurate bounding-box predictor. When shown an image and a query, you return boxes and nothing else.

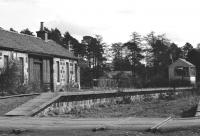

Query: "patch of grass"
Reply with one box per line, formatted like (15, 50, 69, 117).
(0, 96, 36, 115)
(65, 95, 200, 118)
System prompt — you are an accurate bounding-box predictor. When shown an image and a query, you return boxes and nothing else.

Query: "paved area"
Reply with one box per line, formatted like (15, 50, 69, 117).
(5, 93, 61, 116)
(0, 117, 199, 131)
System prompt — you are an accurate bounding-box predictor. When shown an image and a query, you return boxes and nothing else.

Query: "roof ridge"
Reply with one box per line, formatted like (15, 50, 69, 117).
(0, 28, 77, 59)
(0, 28, 42, 40)
(178, 58, 194, 66)
(169, 58, 195, 67)
(0, 29, 71, 49)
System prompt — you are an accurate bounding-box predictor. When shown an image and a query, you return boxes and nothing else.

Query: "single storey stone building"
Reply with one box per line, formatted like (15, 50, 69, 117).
(169, 58, 196, 84)
(0, 22, 80, 92)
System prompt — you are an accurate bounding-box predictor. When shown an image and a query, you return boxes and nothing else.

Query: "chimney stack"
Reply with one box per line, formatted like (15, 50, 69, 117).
(40, 22, 44, 31)
(68, 41, 74, 53)
(36, 22, 48, 41)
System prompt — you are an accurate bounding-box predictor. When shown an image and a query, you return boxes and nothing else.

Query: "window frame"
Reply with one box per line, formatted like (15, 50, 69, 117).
(75, 64, 78, 82)
(174, 66, 189, 77)
(3, 55, 9, 69)
(56, 61, 60, 82)
(19, 57, 24, 83)
(66, 62, 69, 83)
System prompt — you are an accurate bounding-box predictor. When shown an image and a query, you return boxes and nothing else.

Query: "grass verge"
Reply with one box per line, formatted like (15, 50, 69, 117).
(0, 95, 36, 115)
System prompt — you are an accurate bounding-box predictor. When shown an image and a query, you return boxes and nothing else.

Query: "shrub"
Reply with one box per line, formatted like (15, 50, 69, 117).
(0, 59, 21, 95)
(169, 79, 192, 87)
(144, 74, 169, 88)
(80, 67, 93, 88)
(0, 59, 43, 95)
(15, 82, 43, 94)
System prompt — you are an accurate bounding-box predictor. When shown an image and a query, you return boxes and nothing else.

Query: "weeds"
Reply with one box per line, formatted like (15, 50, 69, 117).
(57, 91, 200, 118)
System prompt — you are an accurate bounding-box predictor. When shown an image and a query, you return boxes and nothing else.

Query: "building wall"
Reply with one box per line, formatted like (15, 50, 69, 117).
(28, 55, 52, 92)
(53, 58, 80, 91)
(0, 49, 80, 91)
(169, 59, 196, 84)
(0, 50, 28, 84)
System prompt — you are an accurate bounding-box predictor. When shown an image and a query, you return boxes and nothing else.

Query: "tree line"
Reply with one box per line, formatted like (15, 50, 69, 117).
(112, 31, 194, 87)
(11, 27, 196, 88)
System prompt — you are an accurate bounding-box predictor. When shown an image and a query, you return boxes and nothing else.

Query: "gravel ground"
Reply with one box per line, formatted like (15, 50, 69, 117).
(1, 127, 200, 136)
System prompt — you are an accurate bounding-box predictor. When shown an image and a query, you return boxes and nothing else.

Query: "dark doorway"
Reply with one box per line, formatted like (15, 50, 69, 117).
(33, 62, 42, 87)
(29, 55, 53, 92)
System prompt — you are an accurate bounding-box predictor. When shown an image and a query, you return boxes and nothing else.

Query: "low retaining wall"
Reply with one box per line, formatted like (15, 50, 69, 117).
(35, 87, 194, 117)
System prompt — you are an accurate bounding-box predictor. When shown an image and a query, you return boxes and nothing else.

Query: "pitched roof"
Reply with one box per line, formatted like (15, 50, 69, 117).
(0, 29, 77, 59)
(169, 58, 195, 67)
(179, 58, 194, 66)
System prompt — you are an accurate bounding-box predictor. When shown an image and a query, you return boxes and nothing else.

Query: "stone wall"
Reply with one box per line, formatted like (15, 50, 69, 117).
(36, 91, 181, 117)
(0, 50, 28, 84)
(0, 49, 80, 91)
(53, 58, 80, 91)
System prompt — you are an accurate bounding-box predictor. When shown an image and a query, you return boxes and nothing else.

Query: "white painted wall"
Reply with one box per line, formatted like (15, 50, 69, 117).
(169, 59, 196, 84)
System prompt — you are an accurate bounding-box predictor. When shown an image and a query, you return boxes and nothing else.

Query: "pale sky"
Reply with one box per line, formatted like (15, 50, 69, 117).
(0, 0, 200, 47)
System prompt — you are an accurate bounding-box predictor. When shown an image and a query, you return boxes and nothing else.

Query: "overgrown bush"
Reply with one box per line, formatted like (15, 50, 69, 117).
(0, 59, 21, 95)
(169, 79, 192, 87)
(144, 74, 169, 88)
(111, 71, 171, 88)
(80, 67, 93, 88)
(0, 59, 43, 95)
(113, 71, 133, 88)
(15, 82, 44, 94)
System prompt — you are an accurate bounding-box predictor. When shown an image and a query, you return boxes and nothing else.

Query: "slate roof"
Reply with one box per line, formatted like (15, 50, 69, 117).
(0, 29, 77, 59)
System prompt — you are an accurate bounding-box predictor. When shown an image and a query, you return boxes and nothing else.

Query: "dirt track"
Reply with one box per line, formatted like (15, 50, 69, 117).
(0, 116, 199, 135)
(0, 116, 200, 131)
